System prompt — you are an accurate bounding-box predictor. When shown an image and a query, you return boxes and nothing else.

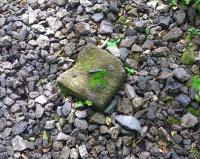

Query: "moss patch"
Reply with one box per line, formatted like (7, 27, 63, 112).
(167, 116, 181, 125)
(181, 50, 197, 65)
(89, 69, 108, 90)
(188, 107, 200, 117)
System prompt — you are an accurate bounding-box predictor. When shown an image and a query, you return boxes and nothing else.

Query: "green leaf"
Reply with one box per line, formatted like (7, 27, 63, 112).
(125, 67, 137, 76)
(75, 101, 84, 108)
(145, 27, 150, 35)
(188, 27, 200, 36)
(84, 100, 93, 107)
(107, 37, 122, 48)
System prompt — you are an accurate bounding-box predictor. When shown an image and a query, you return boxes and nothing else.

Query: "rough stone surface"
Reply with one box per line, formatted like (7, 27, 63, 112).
(181, 113, 198, 128)
(57, 44, 126, 110)
(11, 135, 27, 151)
(115, 115, 141, 132)
(163, 27, 183, 42)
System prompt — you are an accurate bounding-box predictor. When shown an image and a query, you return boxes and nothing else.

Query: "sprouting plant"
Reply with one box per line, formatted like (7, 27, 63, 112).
(75, 100, 93, 108)
(171, 131, 177, 136)
(118, 16, 126, 23)
(125, 66, 137, 76)
(107, 37, 122, 48)
(84, 100, 93, 107)
(75, 101, 84, 108)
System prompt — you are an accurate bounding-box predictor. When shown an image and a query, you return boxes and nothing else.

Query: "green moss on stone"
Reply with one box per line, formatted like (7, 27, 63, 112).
(89, 69, 108, 90)
(167, 116, 181, 125)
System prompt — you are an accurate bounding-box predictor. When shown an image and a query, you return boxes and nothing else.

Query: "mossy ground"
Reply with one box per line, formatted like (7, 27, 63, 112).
(167, 116, 181, 125)
(181, 50, 197, 65)
(188, 107, 200, 117)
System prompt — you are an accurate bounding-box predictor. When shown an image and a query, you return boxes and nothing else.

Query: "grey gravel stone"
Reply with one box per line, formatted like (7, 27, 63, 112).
(44, 120, 56, 129)
(159, 16, 171, 29)
(47, 17, 62, 31)
(54, 0, 66, 6)
(163, 27, 183, 42)
(117, 97, 132, 114)
(70, 148, 79, 159)
(92, 13, 104, 22)
(75, 22, 91, 35)
(0, 18, 6, 27)
(35, 105, 44, 119)
(74, 118, 88, 130)
(176, 94, 191, 107)
(37, 35, 50, 49)
(3, 97, 15, 106)
(62, 101, 72, 117)
(12, 121, 28, 135)
(35, 95, 48, 105)
(60, 146, 70, 159)
(11, 135, 26, 151)
(173, 68, 190, 82)
(0, 118, 6, 131)
(99, 20, 113, 34)
(115, 115, 141, 132)
(78, 145, 88, 159)
(89, 113, 105, 125)
(64, 42, 76, 56)
(181, 113, 198, 128)
(0, 87, 6, 99)
(174, 10, 186, 25)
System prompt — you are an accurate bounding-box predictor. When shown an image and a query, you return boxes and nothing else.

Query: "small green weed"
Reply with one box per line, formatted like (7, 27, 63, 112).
(107, 37, 122, 48)
(167, 116, 181, 125)
(118, 16, 126, 23)
(125, 67, 137, 76)
(188, 27, 200, 37)
(75, 100, 93, 108)
(84, 100, 93, 106)
(190, 147, 200, 158)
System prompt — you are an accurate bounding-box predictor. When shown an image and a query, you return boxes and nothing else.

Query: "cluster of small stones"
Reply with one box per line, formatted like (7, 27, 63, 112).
(0, 0, 200, 158)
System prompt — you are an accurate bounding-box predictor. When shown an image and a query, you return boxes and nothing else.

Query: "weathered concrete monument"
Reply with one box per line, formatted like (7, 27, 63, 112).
(57, 44, 126, 110)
